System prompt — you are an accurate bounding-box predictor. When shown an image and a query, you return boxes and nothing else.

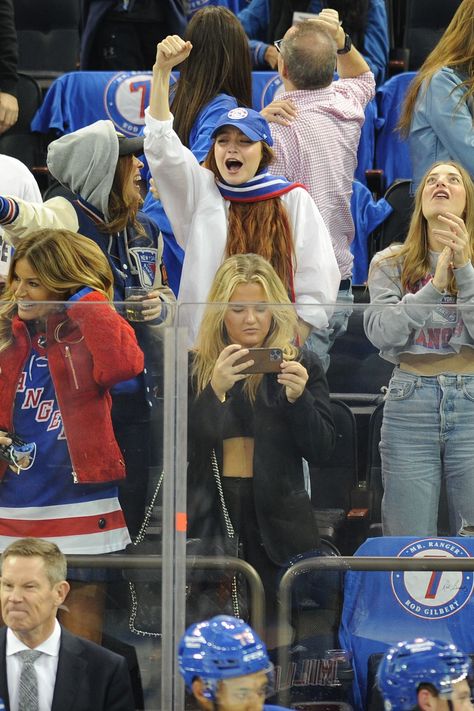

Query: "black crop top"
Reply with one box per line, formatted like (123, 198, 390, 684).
(222, 382, 255, 440)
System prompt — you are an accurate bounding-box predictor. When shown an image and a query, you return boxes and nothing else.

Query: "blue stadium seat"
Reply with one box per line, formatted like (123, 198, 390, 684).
(374, 72, 415, 190)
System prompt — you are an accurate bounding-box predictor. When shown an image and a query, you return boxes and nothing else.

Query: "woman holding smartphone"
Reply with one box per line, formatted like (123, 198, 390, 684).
(188, 253, 335, 628)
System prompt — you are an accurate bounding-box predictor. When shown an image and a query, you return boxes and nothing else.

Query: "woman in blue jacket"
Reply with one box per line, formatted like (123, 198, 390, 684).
(399, 0, 474, 190)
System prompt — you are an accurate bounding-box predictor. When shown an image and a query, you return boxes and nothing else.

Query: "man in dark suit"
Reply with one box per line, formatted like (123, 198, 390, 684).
(0, 537, 135, 711)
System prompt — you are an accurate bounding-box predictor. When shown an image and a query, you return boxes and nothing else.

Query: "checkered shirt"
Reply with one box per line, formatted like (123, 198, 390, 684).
(269, 72, 375, 279)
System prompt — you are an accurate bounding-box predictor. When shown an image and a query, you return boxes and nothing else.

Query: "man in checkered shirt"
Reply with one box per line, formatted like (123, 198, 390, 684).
(263, 8, 376, 370)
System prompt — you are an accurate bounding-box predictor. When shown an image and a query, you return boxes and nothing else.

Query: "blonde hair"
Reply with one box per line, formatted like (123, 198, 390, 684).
(371, 161, 474, 293)
(0, 228, 114, 351)
(399, 0, 474, 137)
(192, 254, 298, 402)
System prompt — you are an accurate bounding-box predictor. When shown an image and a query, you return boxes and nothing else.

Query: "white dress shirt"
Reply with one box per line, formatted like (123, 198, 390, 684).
(6, 619, 61, 711)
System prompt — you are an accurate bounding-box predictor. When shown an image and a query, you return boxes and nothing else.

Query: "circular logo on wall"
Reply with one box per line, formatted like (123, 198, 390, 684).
(104, 71, 178, 136)
(391, 538, 474, 620)
(259, 75, 285, 109)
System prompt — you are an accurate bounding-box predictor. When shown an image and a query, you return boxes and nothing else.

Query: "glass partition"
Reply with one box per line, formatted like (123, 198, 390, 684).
(167, 298, 474, 711)
(3, 294, 473, 710)
(0, 295, 173, 711)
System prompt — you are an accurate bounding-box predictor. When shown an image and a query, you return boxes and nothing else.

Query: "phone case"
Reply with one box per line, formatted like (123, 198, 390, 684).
(234, 347, 283, 374)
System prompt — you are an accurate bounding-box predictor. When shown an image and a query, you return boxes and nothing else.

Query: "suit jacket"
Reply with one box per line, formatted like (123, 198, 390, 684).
(0, 627, 135, 711)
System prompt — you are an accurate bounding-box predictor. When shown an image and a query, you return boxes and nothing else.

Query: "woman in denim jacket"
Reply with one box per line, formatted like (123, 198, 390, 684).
(364, 161, 474, 537)
(399, 0, 474, 190)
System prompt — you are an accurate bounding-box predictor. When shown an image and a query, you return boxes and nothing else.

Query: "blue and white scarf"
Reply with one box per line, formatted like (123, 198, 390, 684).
(216, 172, 305, 203)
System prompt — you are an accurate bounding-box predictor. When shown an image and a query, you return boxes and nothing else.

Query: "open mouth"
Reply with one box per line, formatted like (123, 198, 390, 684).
(17, 302, 35, 309)
(433, 189, 449, 199)
(225, 159, 243, 174)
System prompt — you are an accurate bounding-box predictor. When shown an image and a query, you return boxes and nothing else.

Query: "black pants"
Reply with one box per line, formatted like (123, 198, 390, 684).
(221, 477, 281, 625)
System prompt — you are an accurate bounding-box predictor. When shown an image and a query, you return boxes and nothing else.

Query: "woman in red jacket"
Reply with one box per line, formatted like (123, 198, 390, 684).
(0, 228, 144, 642)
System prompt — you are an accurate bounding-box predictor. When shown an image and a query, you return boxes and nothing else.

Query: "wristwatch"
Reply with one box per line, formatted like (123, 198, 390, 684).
(337, 33, 352, 55)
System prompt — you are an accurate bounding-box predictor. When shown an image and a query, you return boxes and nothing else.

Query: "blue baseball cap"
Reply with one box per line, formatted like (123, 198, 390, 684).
(211, 107, 273, 146)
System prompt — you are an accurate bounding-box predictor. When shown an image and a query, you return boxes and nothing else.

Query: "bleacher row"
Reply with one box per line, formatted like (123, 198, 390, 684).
(0, 0, 464, 289)
(0, 68, 416, 287)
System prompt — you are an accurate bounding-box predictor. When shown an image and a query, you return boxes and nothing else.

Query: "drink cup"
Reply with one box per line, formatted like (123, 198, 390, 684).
(125, 286, 150, 322)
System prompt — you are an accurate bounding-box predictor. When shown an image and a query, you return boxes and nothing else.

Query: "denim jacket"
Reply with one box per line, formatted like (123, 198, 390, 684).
(409, 67, 474, 190)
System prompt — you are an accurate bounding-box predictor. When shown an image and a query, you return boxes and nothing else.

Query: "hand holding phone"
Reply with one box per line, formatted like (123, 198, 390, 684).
(277, 360, 309, 403)
(211, 344, 253, 401)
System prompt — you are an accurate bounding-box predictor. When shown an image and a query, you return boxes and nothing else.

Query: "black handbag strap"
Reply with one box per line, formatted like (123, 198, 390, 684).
(132, 470, 164, 546)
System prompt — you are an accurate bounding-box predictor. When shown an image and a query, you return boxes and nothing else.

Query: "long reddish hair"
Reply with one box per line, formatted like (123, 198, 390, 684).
(204, 142, 296, 292)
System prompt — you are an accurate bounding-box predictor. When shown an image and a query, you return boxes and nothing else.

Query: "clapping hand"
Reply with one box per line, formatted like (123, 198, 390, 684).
(431, 212, 471, 269)
(432, 246, 453, 292)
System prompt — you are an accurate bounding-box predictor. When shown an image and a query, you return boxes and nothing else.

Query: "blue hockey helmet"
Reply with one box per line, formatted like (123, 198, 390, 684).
(178, 615, 273, 699)
(377, 638, 472, 711)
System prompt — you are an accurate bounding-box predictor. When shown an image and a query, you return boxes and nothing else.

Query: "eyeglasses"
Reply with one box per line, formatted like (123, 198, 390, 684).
(273, 38, 284, 53)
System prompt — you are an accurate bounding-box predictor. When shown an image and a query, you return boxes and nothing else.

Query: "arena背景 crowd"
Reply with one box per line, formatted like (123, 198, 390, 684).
(1, 0, 474, 656)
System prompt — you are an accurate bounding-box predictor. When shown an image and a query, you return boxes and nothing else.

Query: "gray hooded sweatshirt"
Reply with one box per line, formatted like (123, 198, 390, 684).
(47, 119, 120, 220)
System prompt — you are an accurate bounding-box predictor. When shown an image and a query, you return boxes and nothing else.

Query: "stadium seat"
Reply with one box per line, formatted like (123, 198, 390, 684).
(339, 536, 474, 710)
(0, 73, 46, 174)
(13, 0, 81, 88)
(326, 309, 393, 402)
(368, 179, 414, 263)
(311, 399, 369, 554)
(374, 72, 415, 191)
(402, 0, 462, 71)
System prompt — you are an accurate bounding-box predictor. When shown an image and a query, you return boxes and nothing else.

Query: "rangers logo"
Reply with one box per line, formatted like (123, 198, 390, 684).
(391, 538, 474, 620)
(129, 248, 157, 288)
(104, 71, 178, 136)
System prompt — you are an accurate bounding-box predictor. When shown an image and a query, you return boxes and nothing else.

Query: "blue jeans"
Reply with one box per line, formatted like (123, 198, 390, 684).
(381, 369, 474, 536)
(304, 283, 354, 372)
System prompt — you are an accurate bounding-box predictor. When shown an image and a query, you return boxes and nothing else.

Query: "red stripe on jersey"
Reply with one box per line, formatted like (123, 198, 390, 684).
(0, 509, 126, 537)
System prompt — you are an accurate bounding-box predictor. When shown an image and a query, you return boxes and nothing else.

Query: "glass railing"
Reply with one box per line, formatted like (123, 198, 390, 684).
(2, 296, 474, 710)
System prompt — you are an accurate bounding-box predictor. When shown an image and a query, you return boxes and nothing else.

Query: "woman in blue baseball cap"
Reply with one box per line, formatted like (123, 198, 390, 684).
(144, 34, 340, 345)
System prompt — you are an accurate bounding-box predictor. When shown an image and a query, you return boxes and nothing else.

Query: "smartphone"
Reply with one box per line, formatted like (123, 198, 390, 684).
(234, 347, 283, 374)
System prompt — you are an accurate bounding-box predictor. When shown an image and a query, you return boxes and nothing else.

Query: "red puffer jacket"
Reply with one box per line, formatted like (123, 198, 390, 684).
(0, 291, 144, 483)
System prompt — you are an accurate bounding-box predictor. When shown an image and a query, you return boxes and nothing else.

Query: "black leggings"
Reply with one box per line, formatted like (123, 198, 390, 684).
(221, 476, 281, 624)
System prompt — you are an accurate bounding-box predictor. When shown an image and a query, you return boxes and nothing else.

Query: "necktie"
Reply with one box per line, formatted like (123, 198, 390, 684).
(17, 649, 41, 711)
